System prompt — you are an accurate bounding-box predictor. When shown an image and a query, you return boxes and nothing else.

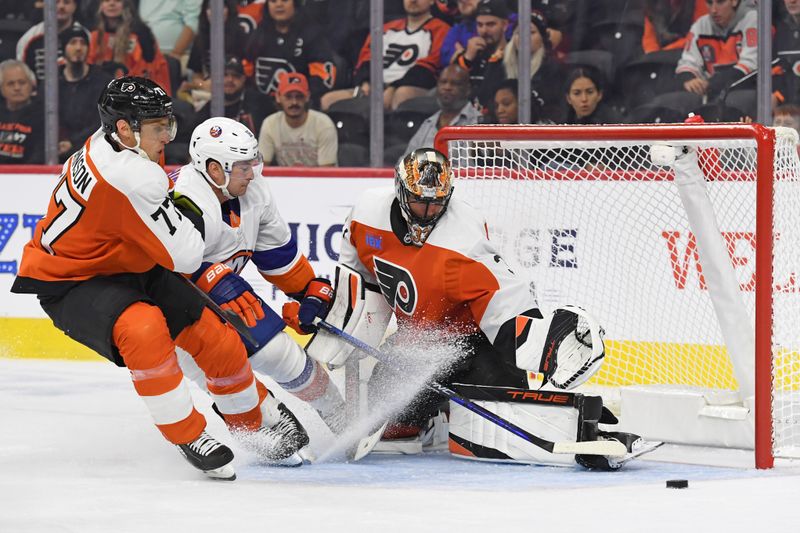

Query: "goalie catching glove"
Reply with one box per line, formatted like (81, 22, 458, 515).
(282, 278, 334, 334)
(195, 262, 265, 328)
(515, 305, 605, 390)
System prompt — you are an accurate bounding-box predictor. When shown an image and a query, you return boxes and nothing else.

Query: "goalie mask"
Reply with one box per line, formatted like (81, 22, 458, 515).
(395, 148, 454, 246)
(189, 117, 263, 200)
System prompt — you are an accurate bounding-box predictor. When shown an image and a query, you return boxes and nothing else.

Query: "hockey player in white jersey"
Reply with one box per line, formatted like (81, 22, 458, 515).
(170, 116, 345, 434)
(306, 148, 648, 469)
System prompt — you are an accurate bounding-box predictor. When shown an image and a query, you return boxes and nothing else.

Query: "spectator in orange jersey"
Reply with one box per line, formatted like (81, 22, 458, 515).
(88, 0, 172, 94)
(0, 60, 44, 164)
(642, 0, 708, 54)
(11, 77, 310, 481)
(320, 0, 451, 111)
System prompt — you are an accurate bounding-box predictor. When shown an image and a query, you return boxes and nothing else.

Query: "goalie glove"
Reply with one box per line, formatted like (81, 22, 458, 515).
(282, 278, 333, 335)
(515, 305, 605, 390)
(195, 262, 265, 328)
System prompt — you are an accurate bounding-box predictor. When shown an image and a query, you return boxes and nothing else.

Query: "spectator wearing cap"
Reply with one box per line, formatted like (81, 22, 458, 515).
(17, 0, 88, 83)
(453, 0, 509, 111)
(320, 0, 451, 112)
(405, 64, 479, 152)
(58, 24, 113, 161)
(481, 9, 564, 122)
(0, 60, 44, 164)
(195, 56, 276, 135)
(258, 72, 338, 167)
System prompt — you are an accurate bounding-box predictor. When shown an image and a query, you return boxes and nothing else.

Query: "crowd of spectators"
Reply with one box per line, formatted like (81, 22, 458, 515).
(1, 0, 799, 166)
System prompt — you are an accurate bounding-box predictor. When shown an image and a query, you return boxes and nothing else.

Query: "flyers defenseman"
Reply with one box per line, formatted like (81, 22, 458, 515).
(169, 116, 344, 432)
(10, 77, 308, 481)
(307, 148, 646, 469)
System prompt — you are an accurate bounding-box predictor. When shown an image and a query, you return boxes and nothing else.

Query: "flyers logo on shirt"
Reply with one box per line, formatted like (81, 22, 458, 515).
(373, 256, 417, 316)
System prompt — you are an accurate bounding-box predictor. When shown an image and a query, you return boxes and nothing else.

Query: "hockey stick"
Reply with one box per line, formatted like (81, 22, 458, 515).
(315, 319, 627, 457)
(175, 273, 261, 349)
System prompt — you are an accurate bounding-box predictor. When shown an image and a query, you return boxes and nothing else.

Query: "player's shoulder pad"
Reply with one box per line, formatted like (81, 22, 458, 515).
(426, 195, 490, 253)
(350, 186, 395, 224)
(171, 191, 203, 217)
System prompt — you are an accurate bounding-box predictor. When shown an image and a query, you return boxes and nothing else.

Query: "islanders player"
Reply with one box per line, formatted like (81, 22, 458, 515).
(170, 117, 344, 433)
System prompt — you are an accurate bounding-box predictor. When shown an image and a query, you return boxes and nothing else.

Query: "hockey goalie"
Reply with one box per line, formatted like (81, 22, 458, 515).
(306, 148, 652, 470)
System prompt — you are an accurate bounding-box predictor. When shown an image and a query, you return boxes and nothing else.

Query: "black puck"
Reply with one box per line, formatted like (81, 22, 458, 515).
(666, 479, 688, 489)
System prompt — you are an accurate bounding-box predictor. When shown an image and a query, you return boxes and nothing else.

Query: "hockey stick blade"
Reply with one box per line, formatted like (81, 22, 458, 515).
(352, 421, 390, 461)
(316, 319, 618, 456)
(176, 273, 261, 349)
(552, 440, 628, 456)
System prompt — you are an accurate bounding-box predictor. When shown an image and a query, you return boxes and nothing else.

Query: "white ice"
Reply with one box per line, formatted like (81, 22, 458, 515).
(2, 358, 799, 533)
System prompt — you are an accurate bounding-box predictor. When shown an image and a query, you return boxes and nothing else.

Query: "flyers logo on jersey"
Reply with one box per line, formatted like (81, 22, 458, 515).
(373, 257, 417, 316)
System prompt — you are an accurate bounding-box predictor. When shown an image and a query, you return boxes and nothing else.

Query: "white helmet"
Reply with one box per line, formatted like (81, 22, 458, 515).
(189, 117, 263, 199)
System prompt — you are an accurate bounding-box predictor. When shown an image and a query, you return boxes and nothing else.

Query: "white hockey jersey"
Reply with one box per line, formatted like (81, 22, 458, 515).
(15, 129, 204, 291)
(170, 165, 312, 293)
(676, 7, 758, 79)
(339, 187, 536, 345)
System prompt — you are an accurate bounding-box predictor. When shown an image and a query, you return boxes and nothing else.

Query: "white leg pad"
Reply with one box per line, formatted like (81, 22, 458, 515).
(448, 399, 579, 466)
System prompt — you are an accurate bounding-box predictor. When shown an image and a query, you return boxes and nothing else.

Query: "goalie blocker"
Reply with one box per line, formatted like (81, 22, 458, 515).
(449, 384, 642, 470)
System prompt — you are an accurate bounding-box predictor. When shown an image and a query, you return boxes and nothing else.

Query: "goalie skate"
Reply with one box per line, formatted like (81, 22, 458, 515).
(575, 431, 663, 471)
(177, 431, 236, 481)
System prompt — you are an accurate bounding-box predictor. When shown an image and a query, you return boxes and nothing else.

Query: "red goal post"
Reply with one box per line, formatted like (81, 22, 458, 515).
(435, 123, 800, 469)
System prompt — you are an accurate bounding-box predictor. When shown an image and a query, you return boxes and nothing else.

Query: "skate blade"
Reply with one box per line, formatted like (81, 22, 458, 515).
(351, 421, 389, 461)
(203, 463, 236, 481)
(255, 452, 304, 468)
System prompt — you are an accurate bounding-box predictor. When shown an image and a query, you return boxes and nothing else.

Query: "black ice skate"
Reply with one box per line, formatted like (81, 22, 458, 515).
(237, 399, 310, 467)
(177, 431, 236, 481)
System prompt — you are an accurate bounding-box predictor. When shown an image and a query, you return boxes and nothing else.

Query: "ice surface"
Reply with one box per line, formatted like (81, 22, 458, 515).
(2, 358, 799, 532)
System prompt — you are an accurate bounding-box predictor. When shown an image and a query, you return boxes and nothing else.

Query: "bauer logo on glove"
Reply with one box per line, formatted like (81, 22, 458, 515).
(194, 262, 265, 328)
(283, 278, 333, 335)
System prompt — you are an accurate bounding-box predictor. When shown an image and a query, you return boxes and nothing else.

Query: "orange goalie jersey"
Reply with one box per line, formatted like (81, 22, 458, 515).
(12, 130, 205, 295)
(339, 187, 536, 345)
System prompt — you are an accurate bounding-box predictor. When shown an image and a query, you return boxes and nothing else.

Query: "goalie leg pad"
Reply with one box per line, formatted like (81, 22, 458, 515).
(447, 385, 581, 466)
(306, 265, 392, 367)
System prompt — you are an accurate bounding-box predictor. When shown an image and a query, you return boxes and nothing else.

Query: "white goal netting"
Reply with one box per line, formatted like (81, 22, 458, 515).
(443, 125, 800, 462)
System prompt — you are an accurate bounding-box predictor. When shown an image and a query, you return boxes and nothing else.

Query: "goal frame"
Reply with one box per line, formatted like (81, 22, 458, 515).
(435, 123, 777, 468)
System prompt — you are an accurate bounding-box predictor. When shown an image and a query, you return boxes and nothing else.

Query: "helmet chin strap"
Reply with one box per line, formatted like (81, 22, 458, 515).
(111, 131, 151, 161)
(201, 168, 235, 200)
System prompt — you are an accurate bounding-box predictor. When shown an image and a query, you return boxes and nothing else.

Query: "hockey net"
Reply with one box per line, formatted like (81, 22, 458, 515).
(436, 124, 800, 468)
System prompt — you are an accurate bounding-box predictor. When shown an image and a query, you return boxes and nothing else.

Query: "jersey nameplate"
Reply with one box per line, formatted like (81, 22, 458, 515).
(69, 148, 97, 201)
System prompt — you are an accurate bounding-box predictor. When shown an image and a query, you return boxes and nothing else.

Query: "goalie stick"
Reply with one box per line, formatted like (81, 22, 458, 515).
(315, 319, 627, 457)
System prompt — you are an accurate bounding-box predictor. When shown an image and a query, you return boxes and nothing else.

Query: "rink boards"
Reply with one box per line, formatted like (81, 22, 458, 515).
(1, 166, 798, 393)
